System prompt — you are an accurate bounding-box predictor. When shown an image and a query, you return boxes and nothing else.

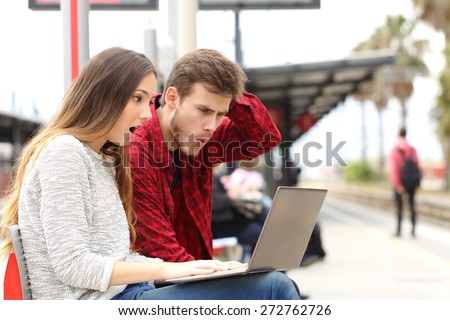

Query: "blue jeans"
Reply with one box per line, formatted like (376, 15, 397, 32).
(112, 271, 300, 300)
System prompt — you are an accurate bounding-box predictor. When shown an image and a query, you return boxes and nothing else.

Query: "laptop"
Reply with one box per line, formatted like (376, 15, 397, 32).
(160, 187, 327, 284)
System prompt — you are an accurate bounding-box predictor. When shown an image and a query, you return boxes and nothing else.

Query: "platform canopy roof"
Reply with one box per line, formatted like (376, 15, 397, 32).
(0, 110, 43, 144)
(244, 50, 396, 141)
(0, 51, 396, 146)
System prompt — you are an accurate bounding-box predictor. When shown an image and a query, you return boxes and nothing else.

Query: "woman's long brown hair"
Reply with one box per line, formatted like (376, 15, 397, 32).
(0, 47, 157, 256)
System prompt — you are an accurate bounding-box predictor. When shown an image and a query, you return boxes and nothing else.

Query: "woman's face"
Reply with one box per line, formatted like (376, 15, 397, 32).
(107, 73, 156, 146)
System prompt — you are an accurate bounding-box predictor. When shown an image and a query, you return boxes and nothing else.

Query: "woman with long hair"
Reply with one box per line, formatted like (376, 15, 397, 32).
(0, 47, 300, 300)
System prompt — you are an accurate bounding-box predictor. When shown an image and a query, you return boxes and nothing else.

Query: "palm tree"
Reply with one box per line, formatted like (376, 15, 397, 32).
(353, 15, 427, 171)
(352, 81, 388, 170)
(355, 15, 428, 128)
(413, 0, 450, 189)
(413, 0, 450, 39)
(430, 43, 450, 189)
(351, 82, 374, 162)
(372, 84, 390, 171)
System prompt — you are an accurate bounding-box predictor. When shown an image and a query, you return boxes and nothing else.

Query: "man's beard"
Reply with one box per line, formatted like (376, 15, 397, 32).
(170, 112, 201, 156)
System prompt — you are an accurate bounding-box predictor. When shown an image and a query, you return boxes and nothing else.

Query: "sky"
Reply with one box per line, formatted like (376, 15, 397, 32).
(0, 0, 446, 178)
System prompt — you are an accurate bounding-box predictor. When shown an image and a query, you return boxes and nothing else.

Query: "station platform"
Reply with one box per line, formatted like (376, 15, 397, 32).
(288, 194, 450, 299)
(1, 186, 449, 300)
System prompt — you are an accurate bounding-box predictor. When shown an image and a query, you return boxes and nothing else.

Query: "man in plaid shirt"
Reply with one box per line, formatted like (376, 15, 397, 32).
(129, 49, 281, 262)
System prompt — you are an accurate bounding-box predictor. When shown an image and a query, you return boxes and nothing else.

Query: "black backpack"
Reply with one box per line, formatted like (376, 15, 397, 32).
(397, 148, 421, 190)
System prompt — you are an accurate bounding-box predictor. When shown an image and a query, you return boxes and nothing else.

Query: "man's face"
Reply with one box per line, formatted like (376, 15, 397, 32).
(169, 82, 232, 156)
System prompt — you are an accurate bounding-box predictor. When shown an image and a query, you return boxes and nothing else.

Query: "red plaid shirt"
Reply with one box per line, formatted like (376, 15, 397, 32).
(129, 92, 281, 262)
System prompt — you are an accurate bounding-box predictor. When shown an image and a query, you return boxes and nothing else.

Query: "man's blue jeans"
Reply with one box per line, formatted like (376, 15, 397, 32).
(112, 271, 300, 300)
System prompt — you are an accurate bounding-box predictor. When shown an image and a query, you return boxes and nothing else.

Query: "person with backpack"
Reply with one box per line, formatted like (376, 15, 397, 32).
(388, 127, 422, 237)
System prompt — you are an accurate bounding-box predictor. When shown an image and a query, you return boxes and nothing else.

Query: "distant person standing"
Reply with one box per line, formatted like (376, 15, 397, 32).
(388, 127, 421, 237)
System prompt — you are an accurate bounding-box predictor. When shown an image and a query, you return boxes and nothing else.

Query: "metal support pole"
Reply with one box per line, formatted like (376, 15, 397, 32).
(234, 11, 243, 65)
(144, 22, 158, 65)
(10, 120, 21, 163)
(144, 23, 164, 91)
(176, 0, 198, 57)
(78, 0, 90, 71)
(361, 101, 367, 161)
(62, 0, 90, 91)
